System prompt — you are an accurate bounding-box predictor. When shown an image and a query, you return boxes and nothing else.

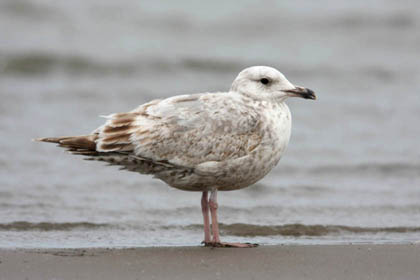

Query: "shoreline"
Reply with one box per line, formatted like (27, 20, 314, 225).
(1, 244, 419, 280)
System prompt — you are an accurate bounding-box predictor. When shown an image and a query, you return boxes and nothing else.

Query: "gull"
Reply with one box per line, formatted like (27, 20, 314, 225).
(36, 66, 316, 248)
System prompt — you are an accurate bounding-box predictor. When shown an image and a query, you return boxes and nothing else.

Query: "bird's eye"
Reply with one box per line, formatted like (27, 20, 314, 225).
(260, 78, 270, 85)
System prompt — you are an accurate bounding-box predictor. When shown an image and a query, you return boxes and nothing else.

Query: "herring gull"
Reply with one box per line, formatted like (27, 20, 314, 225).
(36, 66, 316, 248)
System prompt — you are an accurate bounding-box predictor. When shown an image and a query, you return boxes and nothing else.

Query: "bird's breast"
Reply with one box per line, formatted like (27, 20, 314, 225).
(255, 102, 292, 167)
(217, 102, 292, 191)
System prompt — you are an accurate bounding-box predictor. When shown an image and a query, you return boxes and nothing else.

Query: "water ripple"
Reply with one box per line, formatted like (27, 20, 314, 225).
(184, 223, 420, 237)
(0, 221, 109, 231)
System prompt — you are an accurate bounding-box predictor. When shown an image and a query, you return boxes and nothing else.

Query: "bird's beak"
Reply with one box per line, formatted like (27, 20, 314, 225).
(283, 86, 316, 100)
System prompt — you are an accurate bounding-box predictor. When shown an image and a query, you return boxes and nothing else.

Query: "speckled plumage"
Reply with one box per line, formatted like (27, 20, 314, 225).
(36, 66, 316, 247)
(94, 92, 292, 191)
(37, 66, 316, 192)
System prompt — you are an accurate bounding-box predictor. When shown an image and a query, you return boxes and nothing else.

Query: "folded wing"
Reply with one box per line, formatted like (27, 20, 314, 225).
(96, 93, 262, 168)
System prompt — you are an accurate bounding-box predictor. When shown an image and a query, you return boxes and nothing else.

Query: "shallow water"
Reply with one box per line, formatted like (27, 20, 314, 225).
(0, 0, 420, 248)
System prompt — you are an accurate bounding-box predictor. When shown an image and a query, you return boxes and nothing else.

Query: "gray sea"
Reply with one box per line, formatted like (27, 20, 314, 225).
(1, 0, 419, 248)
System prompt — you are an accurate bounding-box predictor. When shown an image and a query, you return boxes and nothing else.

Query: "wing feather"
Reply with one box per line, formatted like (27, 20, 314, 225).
(96, 93, 262, 167)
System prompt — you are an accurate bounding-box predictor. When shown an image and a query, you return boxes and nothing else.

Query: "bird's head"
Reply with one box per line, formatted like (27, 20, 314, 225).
(230, 66, 316, 102)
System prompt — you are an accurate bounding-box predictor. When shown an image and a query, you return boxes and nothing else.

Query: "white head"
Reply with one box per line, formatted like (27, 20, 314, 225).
(230, 66, 316, 102)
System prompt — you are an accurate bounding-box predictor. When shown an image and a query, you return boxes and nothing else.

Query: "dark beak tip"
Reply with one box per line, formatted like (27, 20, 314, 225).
(284, 87, 316, 100)
(306, 88, 316, 100)
(308, 94, 317, 100)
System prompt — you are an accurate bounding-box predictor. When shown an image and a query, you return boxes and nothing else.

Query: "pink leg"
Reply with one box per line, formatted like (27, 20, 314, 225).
(209, 189, 221, 243)
(201, 191, 211, 244)
(207, 189, 258, 248)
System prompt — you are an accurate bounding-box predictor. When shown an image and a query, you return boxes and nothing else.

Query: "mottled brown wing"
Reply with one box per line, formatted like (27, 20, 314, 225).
(96, 94, 263, 168)
(35, 135, 99, 155)
(95, 99, 162, 153)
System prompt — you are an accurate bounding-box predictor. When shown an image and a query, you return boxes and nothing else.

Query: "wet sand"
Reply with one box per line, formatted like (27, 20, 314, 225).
(1, 244, 419, 280)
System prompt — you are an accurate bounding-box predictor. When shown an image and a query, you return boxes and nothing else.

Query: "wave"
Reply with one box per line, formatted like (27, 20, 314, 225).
(0, 52, 397, 80)
(0, 53, 244, 76)
(3, 221, 420, 237)
(0, 53, 136, 76)
(0, 221, 109, 231)
(183, 223, 420, 237)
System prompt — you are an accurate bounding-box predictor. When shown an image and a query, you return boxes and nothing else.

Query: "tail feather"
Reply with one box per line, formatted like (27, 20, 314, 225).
(35, 134, 186, 175)
(35, 135, 97, 151)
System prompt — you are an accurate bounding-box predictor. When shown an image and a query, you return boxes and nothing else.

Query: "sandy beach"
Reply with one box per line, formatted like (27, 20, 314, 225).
(1, 244, 419, 280)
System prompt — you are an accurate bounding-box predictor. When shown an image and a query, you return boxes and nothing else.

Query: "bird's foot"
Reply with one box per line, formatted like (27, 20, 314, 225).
(202, 241, 258, 248)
